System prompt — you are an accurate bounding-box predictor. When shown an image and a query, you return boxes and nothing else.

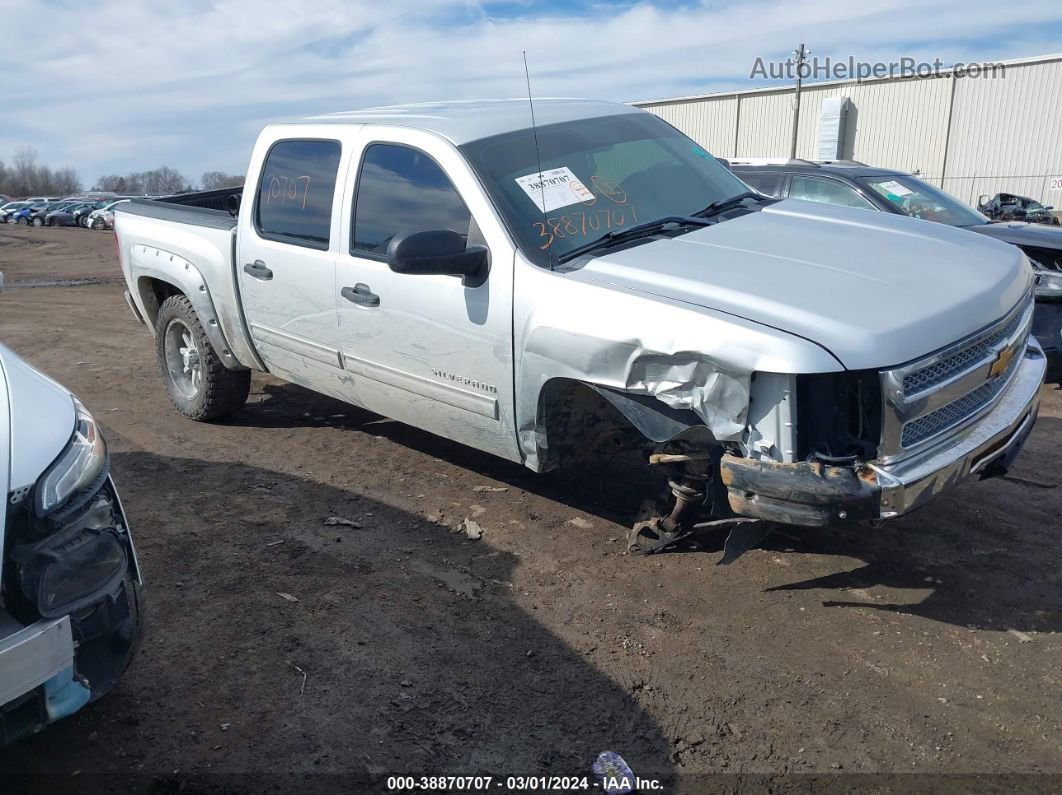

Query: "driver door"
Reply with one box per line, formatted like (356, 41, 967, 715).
(333, 131, 520, 462)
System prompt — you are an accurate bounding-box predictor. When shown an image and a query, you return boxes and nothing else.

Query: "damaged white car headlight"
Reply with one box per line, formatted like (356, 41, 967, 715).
(16, 493, 128, 617)
(35, 398, 107, 516)
(1032, 263, 1062, 300)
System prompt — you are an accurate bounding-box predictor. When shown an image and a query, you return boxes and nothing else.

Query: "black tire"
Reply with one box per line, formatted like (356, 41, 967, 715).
(155, 294, 250, 420)
(32, 216, 43, 227)
(91, 217, 104, 230)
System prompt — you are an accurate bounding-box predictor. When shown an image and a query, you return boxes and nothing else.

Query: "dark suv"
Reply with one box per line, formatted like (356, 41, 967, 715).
(730, 160, 1062, 382)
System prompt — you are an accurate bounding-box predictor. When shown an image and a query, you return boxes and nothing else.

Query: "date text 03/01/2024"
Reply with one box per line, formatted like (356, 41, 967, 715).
(384, 775, 664, 791)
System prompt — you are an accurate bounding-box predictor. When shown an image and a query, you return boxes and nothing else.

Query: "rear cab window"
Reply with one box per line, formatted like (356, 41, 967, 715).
(255, 139, 342, 250)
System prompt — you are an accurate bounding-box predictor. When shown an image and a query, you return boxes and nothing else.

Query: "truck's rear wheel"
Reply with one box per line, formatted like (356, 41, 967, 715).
(155, 294, 250, 420)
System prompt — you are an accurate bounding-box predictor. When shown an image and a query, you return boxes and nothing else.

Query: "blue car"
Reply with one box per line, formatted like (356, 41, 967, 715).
(7, 203, 47, 225)
(0, 201, 33, 223)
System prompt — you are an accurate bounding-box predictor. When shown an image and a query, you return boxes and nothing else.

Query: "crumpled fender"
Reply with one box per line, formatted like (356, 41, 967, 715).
(513, 264, 844, 471)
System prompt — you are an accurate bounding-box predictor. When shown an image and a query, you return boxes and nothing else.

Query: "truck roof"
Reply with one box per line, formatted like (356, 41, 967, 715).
(293, 98, 641, 145)
(729, 160, 907, 179)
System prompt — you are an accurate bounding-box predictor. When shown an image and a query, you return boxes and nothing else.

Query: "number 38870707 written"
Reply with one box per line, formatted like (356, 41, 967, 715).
(532, 206, 639, 250)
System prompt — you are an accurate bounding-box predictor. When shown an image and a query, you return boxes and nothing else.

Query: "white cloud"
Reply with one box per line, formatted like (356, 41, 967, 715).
(2, 0, 1060, 185)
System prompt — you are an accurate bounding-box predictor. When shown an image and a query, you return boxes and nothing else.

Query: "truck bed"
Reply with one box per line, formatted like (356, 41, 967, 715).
(114, 189, 262, 371)
(118, 187, 242, 231)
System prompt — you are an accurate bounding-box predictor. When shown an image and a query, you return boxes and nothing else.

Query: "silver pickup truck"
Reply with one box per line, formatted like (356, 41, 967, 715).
(114, 99, 1046, 556)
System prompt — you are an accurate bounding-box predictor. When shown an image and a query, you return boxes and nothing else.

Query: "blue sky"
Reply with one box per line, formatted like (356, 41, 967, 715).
(2, 0, 1061, 187)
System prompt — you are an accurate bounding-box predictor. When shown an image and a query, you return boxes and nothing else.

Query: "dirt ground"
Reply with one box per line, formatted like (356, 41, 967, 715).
(0, 224, 1060, 793)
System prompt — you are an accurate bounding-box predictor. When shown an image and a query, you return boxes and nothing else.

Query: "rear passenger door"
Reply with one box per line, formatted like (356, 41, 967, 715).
(333, 132, 520, 462)
(237, 138, 347, 388)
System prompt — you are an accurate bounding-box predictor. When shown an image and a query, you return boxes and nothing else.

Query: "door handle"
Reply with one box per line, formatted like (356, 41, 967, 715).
(243, 260, 273, 280)
(341, 283, 380, 307)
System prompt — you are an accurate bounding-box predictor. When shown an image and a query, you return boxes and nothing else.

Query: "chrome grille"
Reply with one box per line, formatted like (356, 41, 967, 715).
(902, 310, 1024, 396)
(878, 291, 1034, 463)
(901, 374, 1008, 447)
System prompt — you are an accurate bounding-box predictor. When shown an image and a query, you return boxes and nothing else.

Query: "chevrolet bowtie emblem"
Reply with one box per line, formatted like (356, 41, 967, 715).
(988, 345, 1016, 378)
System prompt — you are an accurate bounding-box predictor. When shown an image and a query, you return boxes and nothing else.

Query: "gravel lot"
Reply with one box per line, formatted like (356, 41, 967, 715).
(0, 224, 1060, 793)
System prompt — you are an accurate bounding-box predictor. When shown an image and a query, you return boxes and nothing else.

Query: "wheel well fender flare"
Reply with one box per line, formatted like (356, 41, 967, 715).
(132, 248, 245, 371)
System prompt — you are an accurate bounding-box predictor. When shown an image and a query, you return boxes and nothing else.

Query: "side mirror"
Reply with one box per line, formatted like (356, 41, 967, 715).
(386, 230, 489, 287)
(1044, 206, 1055, 211)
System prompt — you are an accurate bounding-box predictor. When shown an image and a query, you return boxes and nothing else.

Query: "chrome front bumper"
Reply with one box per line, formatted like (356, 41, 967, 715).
(871, 341, 1046, 517)
(720, 341, 1046, 525)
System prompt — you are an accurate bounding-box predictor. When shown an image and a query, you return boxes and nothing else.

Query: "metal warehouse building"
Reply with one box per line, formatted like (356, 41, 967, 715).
(632, 53, 1062, 208)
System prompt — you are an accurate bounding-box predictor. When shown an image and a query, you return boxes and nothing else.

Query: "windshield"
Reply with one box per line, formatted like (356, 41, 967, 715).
(460, 112, 750, 266)
(860, 174, 988, 227)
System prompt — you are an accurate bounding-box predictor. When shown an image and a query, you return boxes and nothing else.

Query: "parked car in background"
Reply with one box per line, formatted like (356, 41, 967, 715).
(0, 326, 144, 745)
(73, 198, 125, 228)
(7, 203, 47, 225)
(979, 193, 1059, 225)
(87, 199, 130, 230)
(27, 200, 80, 227)
(45, 202, 94, 227)
(731, 160, 1062, 382)
(116, 100, 1044, 557)
(0, 202, 33, 223)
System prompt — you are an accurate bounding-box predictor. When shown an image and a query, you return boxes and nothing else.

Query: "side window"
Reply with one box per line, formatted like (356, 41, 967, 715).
(352, 144, 472, 257)
(737, 171, 784, 197)
(788, 175, 875, 210)
(255, 139, 341, 249)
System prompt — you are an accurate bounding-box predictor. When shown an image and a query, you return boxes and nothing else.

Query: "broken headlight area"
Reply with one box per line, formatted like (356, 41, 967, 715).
(795, 370, 882, 463)
(12, 493, 127, 619)
(4, 483, 141, 702)
(1031, 261, 1062, 300)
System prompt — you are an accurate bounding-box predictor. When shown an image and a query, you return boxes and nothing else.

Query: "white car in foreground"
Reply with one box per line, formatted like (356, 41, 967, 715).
(0, 337, 144, 745)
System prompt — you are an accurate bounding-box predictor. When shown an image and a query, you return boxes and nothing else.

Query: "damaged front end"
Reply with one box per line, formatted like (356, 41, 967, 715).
(517, 274, 1044, 562)
(647, 338, 1044, 559)
(1, 403, 144, 746)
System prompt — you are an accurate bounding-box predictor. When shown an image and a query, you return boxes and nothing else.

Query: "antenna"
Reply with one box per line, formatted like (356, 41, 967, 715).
(523, 51, 553, 270)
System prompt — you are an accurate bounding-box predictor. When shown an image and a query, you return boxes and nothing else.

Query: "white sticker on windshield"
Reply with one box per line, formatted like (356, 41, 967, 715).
(878, 180, 913, 196)
(515, 167, 594, 213)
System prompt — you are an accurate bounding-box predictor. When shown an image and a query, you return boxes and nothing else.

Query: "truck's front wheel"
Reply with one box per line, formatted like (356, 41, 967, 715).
(156, 294, 250, 420)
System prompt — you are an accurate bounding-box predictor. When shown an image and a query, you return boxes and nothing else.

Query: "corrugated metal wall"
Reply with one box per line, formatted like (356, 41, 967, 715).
(634, 55, 1062, 208)
(648, 95, 740, 156)
(944, 59, 1062, 205)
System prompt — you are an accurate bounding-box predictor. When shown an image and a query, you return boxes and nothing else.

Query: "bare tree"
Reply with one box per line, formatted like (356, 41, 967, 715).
(12, 146, 38, 194)
(145, 165, 192, 194)
(93, 165, 190, 195)
(0, 147, 81, 197)
(201, 171, 245, 190)
(52, 167, 81, 195)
